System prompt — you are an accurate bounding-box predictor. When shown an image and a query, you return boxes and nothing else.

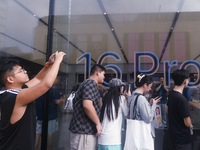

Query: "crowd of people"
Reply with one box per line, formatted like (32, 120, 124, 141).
(0, 52, 199, 150)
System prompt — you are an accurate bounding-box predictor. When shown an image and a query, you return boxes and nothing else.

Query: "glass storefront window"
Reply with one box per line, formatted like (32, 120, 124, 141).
(1, 0, 200, 149)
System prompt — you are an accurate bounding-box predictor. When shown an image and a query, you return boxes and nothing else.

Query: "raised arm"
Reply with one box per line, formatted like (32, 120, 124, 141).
(26, 52, 57, 88)
(16, 51, 66, 106)
(155, 84, 162, 92)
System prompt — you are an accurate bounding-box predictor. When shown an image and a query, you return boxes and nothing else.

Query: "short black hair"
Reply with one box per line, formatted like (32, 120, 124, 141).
(171, 69, 190, 86)
(90, 64, 106, 76)
(0, 58, 20, 87)
(135, 74, 153, 87)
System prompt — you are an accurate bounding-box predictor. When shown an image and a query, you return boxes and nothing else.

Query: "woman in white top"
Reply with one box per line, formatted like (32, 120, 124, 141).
(98, 78, 130, 150)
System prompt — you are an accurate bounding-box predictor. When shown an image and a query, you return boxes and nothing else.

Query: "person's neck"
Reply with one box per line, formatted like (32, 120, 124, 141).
(5, 84, 22, 90)
(89, 76, 98, 84)
(173, 85, 185, 94)
(134, 88, 144, 94)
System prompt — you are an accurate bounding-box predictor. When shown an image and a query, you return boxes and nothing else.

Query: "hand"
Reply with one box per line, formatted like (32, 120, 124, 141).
(123, 86, 131, 97)
(54, 51, 66, 63)
(152, 96, 161, 104)
(48, 52, 57, 64)
(96, 123, 102, 136)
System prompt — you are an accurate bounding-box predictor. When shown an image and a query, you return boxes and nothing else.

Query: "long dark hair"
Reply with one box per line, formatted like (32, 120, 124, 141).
(100, 86, 121, 122)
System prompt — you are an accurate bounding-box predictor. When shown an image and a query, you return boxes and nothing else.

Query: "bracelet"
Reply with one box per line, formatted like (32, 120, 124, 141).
(44, 62, 51, 68)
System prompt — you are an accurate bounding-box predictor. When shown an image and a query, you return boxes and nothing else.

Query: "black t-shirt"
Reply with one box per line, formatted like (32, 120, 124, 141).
(167, 90, 191, 144)
(0, 89, 36, 150)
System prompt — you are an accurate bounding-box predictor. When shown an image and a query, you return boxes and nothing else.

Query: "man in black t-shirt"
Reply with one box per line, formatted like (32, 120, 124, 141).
(167, 69, 193, 150)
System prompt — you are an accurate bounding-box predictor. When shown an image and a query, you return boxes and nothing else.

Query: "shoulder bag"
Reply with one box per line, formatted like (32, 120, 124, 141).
(124, 94, 154, 150)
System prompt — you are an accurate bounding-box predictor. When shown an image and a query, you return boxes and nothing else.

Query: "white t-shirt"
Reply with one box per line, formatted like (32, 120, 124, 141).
(98, 95, 128, 145)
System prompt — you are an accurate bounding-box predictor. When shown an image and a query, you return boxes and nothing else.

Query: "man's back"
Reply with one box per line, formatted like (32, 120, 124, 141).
(168, 90, 191, 144)
(69, 64, 106, 150)
(69, 78, 100, 134)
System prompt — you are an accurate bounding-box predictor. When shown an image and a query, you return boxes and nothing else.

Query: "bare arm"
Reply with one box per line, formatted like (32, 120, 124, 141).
(189, 101, 200, 109)
(184, 117, 193, 127)
(16, 51, 66, 106)
(163, 86, 169, 92)
(10, 52, 65, 124)
(155, 84, 162, 92)
(26, 52, 57, 88)
(99, 97, 103, 109)
(83, 100, 102, 136)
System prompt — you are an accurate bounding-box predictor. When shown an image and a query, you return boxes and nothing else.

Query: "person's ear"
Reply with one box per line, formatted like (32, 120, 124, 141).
(96, 71, 101, 76)
(6, 76, 14, 84)
(143, 83, 147, 88)
(183, 79, 188, 87)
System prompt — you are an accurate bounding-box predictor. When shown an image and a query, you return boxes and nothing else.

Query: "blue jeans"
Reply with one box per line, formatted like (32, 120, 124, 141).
(160, 104, 167, 126)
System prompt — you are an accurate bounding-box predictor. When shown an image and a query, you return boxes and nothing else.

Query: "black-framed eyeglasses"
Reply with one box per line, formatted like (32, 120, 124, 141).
(13, 68, 27, 75)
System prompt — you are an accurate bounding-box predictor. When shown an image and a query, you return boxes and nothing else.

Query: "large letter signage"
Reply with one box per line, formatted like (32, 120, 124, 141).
(76, 51, 200, 87)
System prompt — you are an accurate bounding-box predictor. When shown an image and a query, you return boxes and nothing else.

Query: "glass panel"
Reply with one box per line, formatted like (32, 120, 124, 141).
(56, 1, 200, 150)
(0, 0, 50, 64)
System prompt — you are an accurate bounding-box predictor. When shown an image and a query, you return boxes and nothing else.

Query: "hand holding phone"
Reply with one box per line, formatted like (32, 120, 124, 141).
(152, 96, 162, 104)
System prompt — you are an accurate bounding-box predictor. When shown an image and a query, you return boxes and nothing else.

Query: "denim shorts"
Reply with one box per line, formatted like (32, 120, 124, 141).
(36, 119, 58, 134)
